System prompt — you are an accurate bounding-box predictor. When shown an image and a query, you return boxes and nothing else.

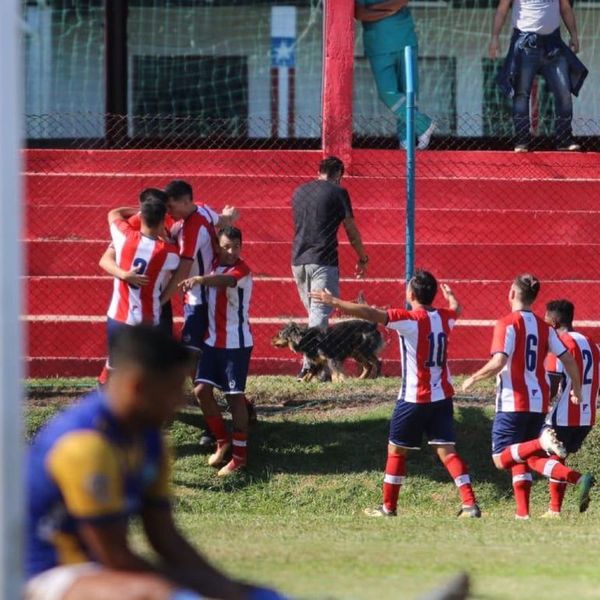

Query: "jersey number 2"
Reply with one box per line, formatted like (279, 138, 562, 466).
(425, 332, 447, 368)
(582, 349, 593, 385)
(129, 258, 148, 289)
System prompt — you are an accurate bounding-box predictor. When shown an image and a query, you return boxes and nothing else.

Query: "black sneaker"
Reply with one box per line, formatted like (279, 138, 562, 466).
(296, 367, 310, 382)
(199, 429, 216, 449)
(557, 142, 581, 151)
(317, 369, 332, 383)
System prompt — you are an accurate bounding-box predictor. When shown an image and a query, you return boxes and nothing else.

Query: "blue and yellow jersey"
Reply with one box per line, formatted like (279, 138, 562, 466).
(26, 390, 171, 578)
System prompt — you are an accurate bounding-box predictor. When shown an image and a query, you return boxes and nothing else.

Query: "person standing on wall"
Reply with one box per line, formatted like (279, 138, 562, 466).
(355, 0, 436, 150)
(491, 0, 587, 152)
(291, 157, 369, 382)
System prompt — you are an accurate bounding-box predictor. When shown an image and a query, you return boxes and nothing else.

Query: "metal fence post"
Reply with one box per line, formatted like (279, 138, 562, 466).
(404, 46, 416, 295)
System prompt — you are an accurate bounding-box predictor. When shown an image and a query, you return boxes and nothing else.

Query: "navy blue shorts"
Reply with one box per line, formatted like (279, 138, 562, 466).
(158, 301, 173, 337)
(492, 412, 546, 454)
(106, 318, 133, 367)
(195, 345, 253, 394)
(181, 304, 208, 351)
(389, 398, 456, 449)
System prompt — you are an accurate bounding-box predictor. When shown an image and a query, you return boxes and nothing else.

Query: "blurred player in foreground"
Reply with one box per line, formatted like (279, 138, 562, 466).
(310, 270, 481, 518)
(25, 325, 288, 600)
(462, 275, 594, 518)
(542, 299, 599, 517)
(179, 227, 254, 476)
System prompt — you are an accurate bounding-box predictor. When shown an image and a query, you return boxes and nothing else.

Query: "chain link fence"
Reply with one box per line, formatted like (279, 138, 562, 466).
(24, 113, 600, 389)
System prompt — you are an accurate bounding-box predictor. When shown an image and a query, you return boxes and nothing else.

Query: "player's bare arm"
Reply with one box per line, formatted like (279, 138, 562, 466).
(142, 507, 247, 600)
(159, 258, 193, 305)
(558, 351, 583, 404)
(559, 0, 580, 52)
(215, 205, 240, 229)
(440, 283, 462, 316)
(107, 207, 139, 224)
(489, 0, 511, 58)
(77, 520, 155, 572)
(179, 274, 237, 292)
(309, 288, 387, 324)
(99, 245, 150, 287)
(462, 353, 508, 392)
(342, 217, 369, 278)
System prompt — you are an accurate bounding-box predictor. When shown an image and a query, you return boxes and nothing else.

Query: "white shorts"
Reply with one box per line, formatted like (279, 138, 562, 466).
(24, 563, 100, 600)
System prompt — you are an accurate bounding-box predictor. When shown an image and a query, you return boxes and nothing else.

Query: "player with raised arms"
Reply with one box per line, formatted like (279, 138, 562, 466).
(462, 274, 594, 518)
(310, 269, 481, 518)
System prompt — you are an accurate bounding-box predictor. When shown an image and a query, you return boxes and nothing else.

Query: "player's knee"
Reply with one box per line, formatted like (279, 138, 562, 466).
(121, 573, 175, 600)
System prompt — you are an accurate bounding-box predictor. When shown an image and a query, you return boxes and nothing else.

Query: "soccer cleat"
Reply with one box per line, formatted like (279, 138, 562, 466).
(539, 428, 567, 459)
(541, 510, 561, 519)
(364, 505, 397, 518)
(199, 428, 216, 449)
(208, 442, 231, 468)
(217, 459, 246, 477)
(515, 514, 530, 520)
(577, 473, 595, 513)
(457, 504, 481, 518)
(514, 144, 529, 153)
(417, 121, 436, 150)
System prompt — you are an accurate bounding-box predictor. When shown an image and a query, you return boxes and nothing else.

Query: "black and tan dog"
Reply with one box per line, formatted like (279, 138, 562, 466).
(272, 319, 384, 382)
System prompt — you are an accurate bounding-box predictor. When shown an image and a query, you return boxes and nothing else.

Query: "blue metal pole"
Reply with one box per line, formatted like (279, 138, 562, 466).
(404, 46, 416, 297)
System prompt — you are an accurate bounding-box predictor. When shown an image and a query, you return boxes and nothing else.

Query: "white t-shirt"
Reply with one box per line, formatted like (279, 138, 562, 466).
(512, 0, 560, 35)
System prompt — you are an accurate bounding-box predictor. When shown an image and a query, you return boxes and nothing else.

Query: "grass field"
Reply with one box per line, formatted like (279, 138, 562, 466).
(26, 376, 600, 600)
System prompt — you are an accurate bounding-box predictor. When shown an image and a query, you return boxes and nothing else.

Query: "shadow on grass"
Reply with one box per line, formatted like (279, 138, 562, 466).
(172, 405, 508, 495)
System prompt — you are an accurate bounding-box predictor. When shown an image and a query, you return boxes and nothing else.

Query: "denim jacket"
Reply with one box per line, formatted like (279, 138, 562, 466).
(497, 28, 588, 98)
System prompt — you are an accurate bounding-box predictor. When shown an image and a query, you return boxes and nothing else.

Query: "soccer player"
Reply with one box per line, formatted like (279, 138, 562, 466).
(99, 188, 176, 336)
(462, 274, 594, 518)
(25, 325, 289, 600)
(179, 227, 253, 477)
(310, 270, 481, 518)
(159, 180, 239, 352)
(103, 195, 180, 372)
(542, 299, 599, 517)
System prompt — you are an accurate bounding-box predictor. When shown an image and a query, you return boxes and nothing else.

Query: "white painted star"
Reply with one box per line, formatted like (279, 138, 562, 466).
(275, 40, 293, 64)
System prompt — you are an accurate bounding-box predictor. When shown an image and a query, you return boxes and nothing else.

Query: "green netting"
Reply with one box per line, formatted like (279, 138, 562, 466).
(23, 0, 600, 141)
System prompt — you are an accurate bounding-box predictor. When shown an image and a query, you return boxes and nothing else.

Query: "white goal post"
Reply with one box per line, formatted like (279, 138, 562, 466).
(0, 0, 24, 598)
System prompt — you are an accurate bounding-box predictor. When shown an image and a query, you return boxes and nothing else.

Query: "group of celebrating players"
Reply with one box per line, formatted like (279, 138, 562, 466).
(24, 176, 598, 600)
(310, 271, 596, 520)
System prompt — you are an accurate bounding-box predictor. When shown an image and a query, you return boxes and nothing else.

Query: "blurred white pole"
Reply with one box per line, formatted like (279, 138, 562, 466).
(0, 0, 24, 598)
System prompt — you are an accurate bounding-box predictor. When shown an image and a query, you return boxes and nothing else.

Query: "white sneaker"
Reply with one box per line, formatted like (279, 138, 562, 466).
(417, 121, 436, 150)
(515, 514, 530, 520)
(539, 428, 567, 459)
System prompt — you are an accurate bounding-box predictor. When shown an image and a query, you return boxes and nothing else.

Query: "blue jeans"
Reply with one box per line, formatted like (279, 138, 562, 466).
(513, 41, 573, 146)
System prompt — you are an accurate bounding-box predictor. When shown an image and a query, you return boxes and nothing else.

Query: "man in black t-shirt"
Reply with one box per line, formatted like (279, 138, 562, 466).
(291, 156, 369, 380)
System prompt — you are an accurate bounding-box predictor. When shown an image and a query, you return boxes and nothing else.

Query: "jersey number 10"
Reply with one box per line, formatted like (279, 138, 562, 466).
(425, 332, 447, 368)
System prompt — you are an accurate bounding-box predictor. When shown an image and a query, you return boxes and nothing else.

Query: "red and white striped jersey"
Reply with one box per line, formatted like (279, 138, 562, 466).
(204, 260, 253, 349)
(546, 331, 599, 427)
(106, 220, 180, 325)
(385, 308, 457, 403)
(127, 212, 176, 242)
(169, 205, 219, 306)
(491, 310, 566, 413)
